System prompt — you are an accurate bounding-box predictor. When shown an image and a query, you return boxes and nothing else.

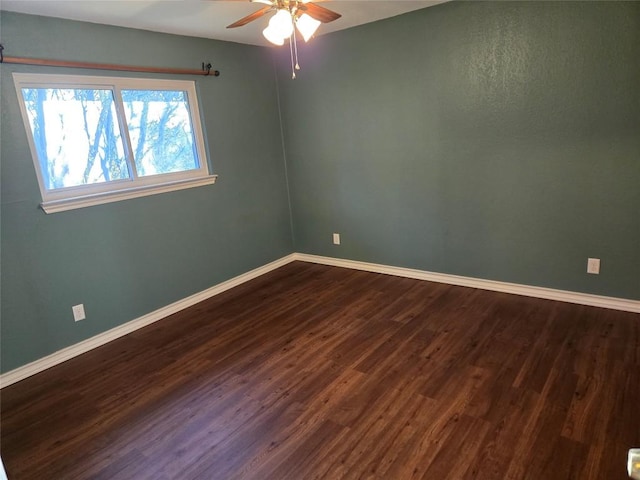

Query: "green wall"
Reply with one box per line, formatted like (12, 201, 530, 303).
(0, 12, 293, 372)
(2, 2, 639, 374)
(277, 1, 640, 300)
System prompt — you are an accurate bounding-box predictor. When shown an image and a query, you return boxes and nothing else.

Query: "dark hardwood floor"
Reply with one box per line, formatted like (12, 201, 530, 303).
(1, 261, 638, 479)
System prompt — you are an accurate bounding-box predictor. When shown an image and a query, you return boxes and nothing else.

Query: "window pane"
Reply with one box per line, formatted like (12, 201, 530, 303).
(21, 88, 128, 190)
(121, 90, 199, 177)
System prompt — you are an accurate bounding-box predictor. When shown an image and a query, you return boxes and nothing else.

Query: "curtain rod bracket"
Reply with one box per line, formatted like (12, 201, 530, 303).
(202, 62, 220, 77)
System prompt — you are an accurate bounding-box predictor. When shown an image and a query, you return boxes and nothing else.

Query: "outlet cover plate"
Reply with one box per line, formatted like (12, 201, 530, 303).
(587, 258, 600, 274)
(72, 304, 86, 322)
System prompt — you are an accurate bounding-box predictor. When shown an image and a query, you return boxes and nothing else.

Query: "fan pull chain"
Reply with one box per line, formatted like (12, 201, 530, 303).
(292, 27, 300, 71)
(288, 33, 296, 79)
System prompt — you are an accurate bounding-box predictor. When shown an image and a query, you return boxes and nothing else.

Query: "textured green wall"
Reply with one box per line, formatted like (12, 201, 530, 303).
(0, 12, 293, 372)
(2, 2, 639, 374)
(277, 1, 640, 300)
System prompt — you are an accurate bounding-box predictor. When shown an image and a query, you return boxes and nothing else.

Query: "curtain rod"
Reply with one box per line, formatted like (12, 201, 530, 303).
(0, 45, 220, 77)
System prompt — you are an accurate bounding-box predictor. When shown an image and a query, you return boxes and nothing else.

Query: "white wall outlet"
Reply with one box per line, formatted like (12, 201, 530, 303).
(72, 304, 86, 322)
(587, 258, 600, 275)
(333, 233, 341, 245)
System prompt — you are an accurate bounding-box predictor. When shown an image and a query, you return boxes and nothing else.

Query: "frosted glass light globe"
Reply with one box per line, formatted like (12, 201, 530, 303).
(296, 14, 321, 42)
(269, 9, 294, 39)
(263, 25, 285, 45)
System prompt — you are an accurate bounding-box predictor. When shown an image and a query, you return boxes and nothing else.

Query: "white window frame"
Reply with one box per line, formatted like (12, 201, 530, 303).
(13, 73, 217, 214)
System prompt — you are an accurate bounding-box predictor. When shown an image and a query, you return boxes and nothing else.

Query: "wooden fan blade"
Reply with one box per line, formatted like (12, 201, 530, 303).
(302, 2, 341, 23)
(226, 5, 272, 28)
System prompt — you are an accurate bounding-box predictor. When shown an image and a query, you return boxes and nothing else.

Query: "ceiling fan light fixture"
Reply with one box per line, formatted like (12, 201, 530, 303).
(295, 13, 321, 42)
(227, 1, 342, 78)
(263, 25, 285, 45)
(269, 8, 294, 39)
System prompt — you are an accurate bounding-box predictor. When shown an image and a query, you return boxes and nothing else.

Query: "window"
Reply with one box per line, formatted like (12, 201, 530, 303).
(13, 73, 216, 213)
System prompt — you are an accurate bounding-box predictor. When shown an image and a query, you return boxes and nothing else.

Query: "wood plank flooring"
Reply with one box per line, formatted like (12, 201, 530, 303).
(1, 261, 638, 479)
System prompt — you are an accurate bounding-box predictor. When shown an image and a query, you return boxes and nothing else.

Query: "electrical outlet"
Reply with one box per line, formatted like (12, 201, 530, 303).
(587, 258, 600, 275)
(333, 233, 341, 245)
(72, 304, 86, 322)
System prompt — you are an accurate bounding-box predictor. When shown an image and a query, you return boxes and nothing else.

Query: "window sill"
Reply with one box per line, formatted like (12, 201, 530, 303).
(40, 175, 218, 214)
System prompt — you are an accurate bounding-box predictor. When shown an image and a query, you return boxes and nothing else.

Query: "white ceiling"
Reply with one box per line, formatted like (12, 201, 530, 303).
(0, 1, 446, 47)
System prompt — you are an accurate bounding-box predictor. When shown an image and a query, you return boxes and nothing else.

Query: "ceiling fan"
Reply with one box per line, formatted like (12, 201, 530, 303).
(226, 0, 342, 78)
(227, 0, 342, 31)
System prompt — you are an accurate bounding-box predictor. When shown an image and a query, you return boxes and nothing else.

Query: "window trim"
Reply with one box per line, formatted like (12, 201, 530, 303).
(13, 73, 216, 214)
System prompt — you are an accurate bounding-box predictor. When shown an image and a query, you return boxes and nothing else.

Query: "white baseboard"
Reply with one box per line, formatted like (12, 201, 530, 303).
(292, 253, 640, 314)
(0, 254, 297, 388)
(2, 251, 637, 388)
